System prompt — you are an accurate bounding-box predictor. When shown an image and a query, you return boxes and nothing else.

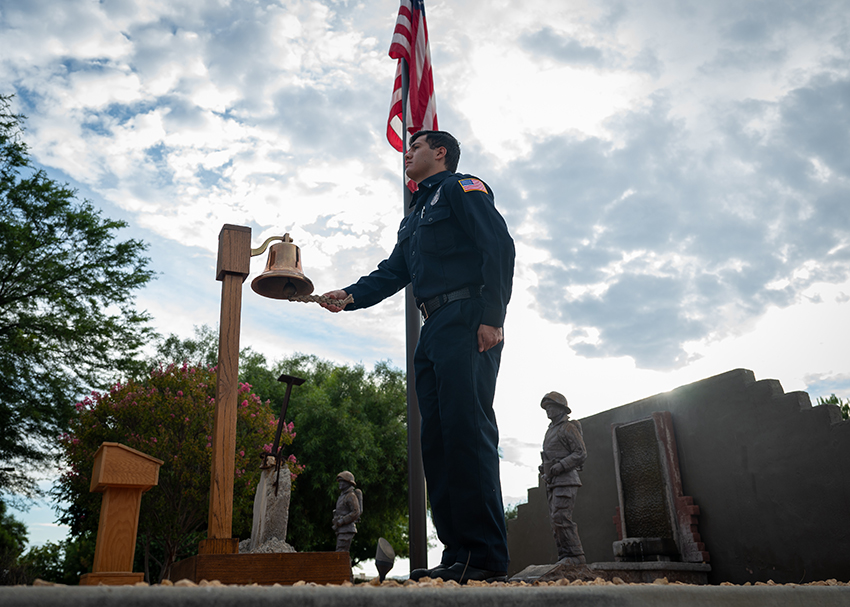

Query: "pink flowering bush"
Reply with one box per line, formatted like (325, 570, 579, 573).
(54, 363, 304, 582)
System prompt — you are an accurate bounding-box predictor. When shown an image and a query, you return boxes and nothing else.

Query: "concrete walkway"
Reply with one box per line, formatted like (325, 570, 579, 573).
(3, 584, 849, 607)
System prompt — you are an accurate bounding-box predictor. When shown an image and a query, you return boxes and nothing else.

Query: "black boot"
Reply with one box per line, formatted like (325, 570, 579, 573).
(409, 563, 451, 581)
(441, 561, 508, 584)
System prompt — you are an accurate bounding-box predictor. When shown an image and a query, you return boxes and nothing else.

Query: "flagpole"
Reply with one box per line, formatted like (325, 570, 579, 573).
(401, 57, 428, 572)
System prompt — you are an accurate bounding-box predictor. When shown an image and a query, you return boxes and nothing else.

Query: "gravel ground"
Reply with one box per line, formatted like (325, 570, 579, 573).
(25, 576, 849, 588)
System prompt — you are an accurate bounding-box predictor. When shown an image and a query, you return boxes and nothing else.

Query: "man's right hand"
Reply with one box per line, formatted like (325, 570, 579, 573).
(321, 290, 350, 313)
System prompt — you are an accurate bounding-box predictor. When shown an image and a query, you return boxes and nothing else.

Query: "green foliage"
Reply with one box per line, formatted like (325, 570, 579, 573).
(53, 363, 300, 582)
(154, 325, 218, 370)
(17, 540, 65, 584)
(504, 502, 521, 526)
(0, 498, 27, 555)
(0, 498, 28, 585)
(241, 352, 409, 565)
(0, 94, 155, 500)
(816, 393, 850, 420)
(1, 533, 97, 586)
(60, 532, 97, 582)
(137, 326, 408, 567)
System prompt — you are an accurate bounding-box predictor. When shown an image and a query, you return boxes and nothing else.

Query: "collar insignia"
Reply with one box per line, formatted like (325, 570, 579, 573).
(430, 186, 442, 206)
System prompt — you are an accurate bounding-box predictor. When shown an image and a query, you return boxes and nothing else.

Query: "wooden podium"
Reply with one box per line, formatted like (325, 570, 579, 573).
(79, 442, 163, 586)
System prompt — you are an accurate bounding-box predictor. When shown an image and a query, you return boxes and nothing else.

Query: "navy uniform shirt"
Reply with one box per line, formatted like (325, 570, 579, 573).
(344, 170, 515, 327)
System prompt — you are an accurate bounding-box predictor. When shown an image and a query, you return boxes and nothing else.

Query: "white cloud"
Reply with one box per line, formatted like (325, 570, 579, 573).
(3, 0, 849, 508)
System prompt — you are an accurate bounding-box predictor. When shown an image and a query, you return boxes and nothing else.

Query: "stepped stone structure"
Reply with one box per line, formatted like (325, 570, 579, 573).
(507, 369, 850, 584)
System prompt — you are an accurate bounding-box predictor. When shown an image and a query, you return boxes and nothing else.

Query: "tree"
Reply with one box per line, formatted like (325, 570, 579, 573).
(146, 327, 411, 565)
(241, 352, 410, 565)
(0, 530, 98, 586)
(0, 498, 27, 556)
(153, 324, 218, 370)
(19, 533, 96, 585)
(0, 94, 155, 501)
(504, 501, 521, 527)
(52, 363, 301, 582)
(0, 498, 29, 584)
(817, 393, 850, 421)
(15, 539, 64, 585)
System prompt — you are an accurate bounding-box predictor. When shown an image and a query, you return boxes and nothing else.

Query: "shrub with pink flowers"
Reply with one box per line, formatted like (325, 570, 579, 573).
(54, 362, 304, 582)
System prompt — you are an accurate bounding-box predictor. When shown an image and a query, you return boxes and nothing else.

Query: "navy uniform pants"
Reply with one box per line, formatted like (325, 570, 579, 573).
(413, 298, 509, 572)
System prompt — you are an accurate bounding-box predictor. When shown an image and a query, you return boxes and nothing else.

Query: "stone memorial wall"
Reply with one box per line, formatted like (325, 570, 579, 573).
(507, 369, 850, 584)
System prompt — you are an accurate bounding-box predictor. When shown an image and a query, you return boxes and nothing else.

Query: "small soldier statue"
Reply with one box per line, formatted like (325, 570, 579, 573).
(539, 391, 587, 566)
(332, 471, 363, 553)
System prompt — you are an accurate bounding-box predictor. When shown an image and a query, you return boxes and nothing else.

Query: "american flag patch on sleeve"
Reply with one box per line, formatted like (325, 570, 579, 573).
(459, 178, 488, 193)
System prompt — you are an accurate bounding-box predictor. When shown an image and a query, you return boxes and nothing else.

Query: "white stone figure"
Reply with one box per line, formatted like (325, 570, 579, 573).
(239, 454, 295, 554)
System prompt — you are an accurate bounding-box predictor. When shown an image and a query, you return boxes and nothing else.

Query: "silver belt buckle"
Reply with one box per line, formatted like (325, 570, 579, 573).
(419, 302, 430, 320)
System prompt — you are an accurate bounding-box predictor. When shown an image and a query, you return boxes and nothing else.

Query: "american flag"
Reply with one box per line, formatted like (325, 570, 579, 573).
(387, 0, 438, 153)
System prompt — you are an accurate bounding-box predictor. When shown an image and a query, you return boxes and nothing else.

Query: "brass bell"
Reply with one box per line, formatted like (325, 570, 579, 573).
(251, 234, 314, 299)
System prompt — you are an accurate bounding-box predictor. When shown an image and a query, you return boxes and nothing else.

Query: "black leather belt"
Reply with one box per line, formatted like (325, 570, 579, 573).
(417, 286, 483, 320)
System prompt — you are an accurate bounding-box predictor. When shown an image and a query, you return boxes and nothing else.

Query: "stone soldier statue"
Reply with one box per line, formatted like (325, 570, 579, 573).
(539, 391, 587, 566)
(332, 471, 363, 553)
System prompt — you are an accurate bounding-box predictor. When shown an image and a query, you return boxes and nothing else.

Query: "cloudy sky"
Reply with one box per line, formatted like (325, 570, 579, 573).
(3, 0, 849, 550)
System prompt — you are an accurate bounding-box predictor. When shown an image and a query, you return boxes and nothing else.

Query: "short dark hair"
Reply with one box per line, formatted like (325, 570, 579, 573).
(410, 130, 461, 173)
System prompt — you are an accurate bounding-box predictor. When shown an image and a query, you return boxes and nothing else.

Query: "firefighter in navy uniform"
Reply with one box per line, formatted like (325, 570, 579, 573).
(322, 130, 515, 583)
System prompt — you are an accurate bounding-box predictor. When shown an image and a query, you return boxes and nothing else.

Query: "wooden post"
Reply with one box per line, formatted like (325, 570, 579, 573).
(80, 443, 163, 586)
(200, 224, 251, 555)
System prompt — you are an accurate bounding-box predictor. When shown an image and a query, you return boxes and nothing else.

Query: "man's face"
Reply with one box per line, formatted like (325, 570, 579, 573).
(405, 136, 445, 183)
(545, 402, 567, 423)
